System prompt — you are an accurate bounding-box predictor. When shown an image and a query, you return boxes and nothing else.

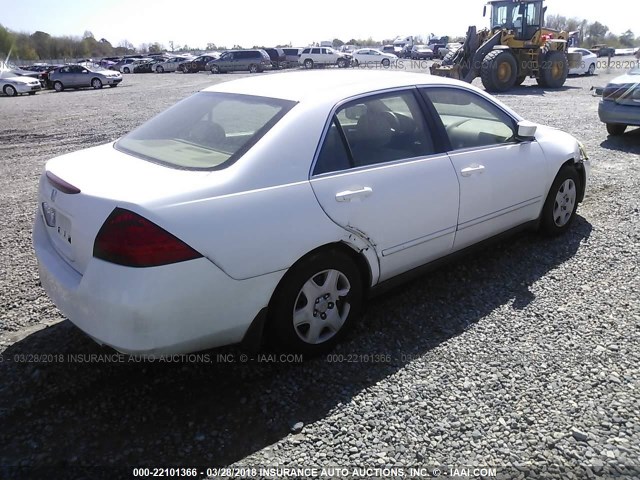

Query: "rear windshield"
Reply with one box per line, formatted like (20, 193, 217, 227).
(115, 92, 296, 170)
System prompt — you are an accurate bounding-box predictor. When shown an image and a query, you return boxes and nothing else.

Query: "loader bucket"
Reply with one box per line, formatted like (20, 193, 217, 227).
(430, 63, 462, 80)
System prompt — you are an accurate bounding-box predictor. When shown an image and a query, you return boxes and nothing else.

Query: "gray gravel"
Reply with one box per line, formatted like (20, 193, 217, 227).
(0, 62, 639, 478)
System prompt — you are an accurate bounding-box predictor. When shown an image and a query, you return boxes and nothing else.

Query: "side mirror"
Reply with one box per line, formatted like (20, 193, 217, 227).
(483, 5, 487, 16)
(516, 120, 537, 141)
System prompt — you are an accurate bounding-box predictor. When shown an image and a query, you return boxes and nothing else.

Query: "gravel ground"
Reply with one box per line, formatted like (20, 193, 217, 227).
(0, 61, 639, 479)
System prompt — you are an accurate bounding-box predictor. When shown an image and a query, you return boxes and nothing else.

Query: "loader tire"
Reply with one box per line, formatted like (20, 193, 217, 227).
(537, 50, 568, 88)
(480, 50, 518, 92)
(442, 51, 456, 66)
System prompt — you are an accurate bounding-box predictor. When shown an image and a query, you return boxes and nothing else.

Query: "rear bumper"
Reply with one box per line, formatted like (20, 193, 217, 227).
(33, 213, 283, 355)
(598, 100, 640, 126)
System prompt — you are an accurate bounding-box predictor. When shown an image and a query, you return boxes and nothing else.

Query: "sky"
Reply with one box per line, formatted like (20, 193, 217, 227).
(0, 0, 636, 50)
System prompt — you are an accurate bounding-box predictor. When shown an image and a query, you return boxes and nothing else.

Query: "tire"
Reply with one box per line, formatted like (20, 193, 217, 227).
(540, 165, 580, 236)
(91, 78, 103, 89)
(537, 50, 568, 88)
(480, 50, 518, 92)
(353, 59, 359, 67)
(210, 65, 220, 74)
(156, 66, 164, 73)
(606, 124, 627, 136)
(249, 64, 259, 73)
(381, 58, 390, 67)
(442, 51, 456, 65)
(269, 250, 364, 356)
(587, 63, 596, 75)
(337, 58, 347, 68)
(123, 67, 130, 74)
(53, 81, 64, 92)
(304, 59, 314, 69)
(3, 85, 17, 97)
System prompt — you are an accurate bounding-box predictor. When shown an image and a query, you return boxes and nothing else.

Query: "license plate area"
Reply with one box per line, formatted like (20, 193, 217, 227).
(42, 202, 74, 260)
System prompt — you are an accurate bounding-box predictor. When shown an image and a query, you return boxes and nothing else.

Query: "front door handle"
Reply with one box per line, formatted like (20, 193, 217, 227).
(460, 164, 485, 177)
(335, 187, 373, 202)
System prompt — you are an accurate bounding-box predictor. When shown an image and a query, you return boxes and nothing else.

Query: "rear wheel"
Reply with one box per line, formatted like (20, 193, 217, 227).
(3, 85, 17, 96)
(537, 50, 568, 88)
(337, 58, 348, 68)
(53, 81, 64, 92)
(480, 50, 518, 92)
(587, 63, 596, 75)
(381, 58, 390, 67)
(156, 65, 164, 73)
(269, 250, 363, 356)
(210, 64, 220, 74)
(304, 59, 314, 69)
(91, 78, 103, 89)
(123, 67, 130, 74)
(540, 165, 580, 236)
(606, 124, 627, 136)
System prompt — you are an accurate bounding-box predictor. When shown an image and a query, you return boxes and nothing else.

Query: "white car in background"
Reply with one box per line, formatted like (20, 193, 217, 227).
(33, 71, 589, 357)
(120, 59, 152, 74)
(351, 48, 397, 67)
(298, 47, 350, 69)
(0, 74, 42, 96)
(569, 48, 597, 76)
(154, 56, 194, 73)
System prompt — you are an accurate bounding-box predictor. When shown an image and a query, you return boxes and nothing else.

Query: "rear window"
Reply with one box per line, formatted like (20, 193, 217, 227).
(115, 92, 296, 170)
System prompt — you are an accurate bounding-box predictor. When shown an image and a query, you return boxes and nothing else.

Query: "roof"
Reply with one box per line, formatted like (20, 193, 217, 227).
(204, 70, 461, 103)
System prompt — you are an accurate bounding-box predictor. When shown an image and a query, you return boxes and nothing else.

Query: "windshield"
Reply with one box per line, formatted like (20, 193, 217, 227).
(115, 92, 296, 170)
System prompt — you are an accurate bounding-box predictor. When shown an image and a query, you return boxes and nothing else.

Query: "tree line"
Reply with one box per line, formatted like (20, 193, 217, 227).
(1, 19, 638, 62)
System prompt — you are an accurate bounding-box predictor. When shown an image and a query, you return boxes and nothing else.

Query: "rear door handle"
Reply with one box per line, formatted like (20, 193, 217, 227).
(335, 187, 373, 202)
(460, 164, 485, 176)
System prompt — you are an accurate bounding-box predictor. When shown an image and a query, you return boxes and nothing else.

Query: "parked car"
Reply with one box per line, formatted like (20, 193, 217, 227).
(0, 74, 42, 96)
(180, 54, 220, 73)
(282, 48, 302, 67)
(207, 49, 272, 73)
(41, 65, 64, 89)
(263, 48, 288, 69)
(298, 47, 350, 69)
(411, 45, 434, 60)
(133, 59, 165, 73)
(568, 48, 597, 76)
(598, 66, 640, 136)
(351, 48, 397, 67)
(154, 56, 193, 73)
(590, 44, 615, 58)
(121, 58, 153, 74)
(110, 58, 137, 71)
(49, 65, 122, 91)
(33, 70, 590, 356)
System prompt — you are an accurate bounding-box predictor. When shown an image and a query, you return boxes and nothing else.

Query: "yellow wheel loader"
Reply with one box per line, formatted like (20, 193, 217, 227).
(431, 0, 582, 92)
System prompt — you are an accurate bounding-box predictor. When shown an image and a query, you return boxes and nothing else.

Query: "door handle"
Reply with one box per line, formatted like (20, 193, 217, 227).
(335, 187, 373, 202)
(460, 164, 485, 176)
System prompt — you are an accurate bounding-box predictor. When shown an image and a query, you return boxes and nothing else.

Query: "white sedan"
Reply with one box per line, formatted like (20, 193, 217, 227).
(1, 74, 42, 96)
(569, 47, 597, 76)
(352, 48, 397, 67)
(33, 71, 590, 356)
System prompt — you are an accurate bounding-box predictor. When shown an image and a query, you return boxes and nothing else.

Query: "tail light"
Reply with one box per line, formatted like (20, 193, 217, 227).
(93, 208, 202, 267)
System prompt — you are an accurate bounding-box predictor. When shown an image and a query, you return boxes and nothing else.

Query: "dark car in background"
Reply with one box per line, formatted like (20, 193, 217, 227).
(179, 54, 220, 73)
(263, 48, 288, 69)
(133, 59, 165, 73)
(207, 49, 272, 73)
(283, 48, 302, 67)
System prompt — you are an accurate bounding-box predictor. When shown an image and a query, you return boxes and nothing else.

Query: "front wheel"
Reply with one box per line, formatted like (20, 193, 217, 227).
(537, 50, 569, 88)
(269, 250, 363, 355)
(53, 81, 64, 92)
(480, 50, 517, 92)
(123, 67, 130, 74)
(337, 58, 347, 68)
(606, 123, 626, 136)
(3, 85, 17, 96)
(587, 63, 596, 75)
(156, 66, 164, 73)
(540, 166, 580, 236)
(91, 78, 103, 89)
(210, 65, 220, 74)
(381, 58, 390, 67)
(304, 59, 314, 69)
(249, 64, 259, 73)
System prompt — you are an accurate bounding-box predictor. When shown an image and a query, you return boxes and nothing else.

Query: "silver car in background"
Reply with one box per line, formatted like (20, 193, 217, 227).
(598, 66, 640, 135)
(49, 65, 122, 91)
